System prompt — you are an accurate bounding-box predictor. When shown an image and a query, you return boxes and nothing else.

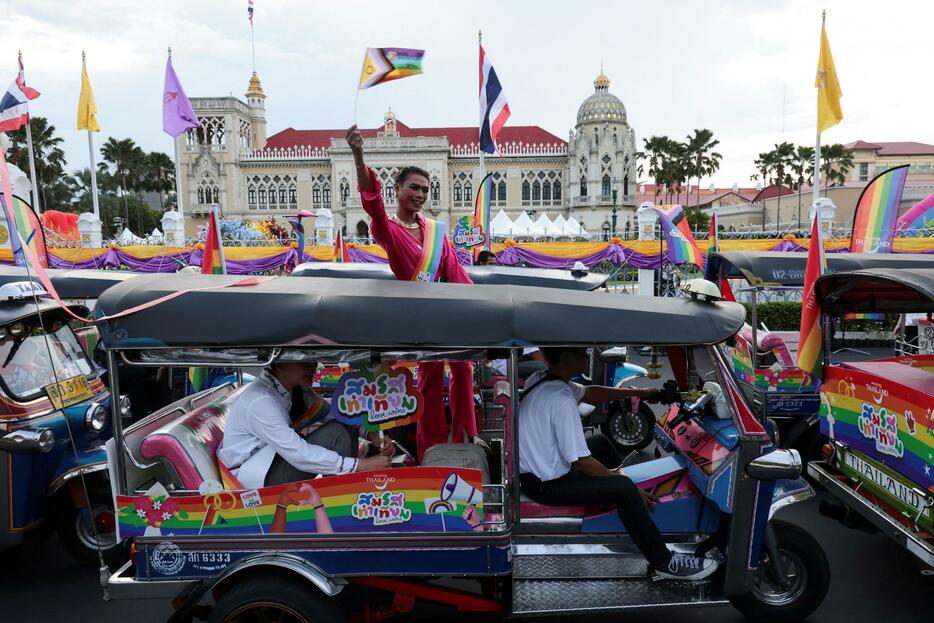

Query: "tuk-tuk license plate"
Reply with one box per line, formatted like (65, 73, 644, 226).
(843, 450, 929, 517)
(45, 375, 93, 409)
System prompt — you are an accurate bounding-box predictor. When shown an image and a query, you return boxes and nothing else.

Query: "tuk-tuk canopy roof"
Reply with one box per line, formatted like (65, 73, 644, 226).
(0, 298, 87, 326)
(704, 251, 934, 287)
(0, 266, 136, 299)
(292, 262, 609, 291)
(815, 268, 934, 315)
(94, 274, 745, 350)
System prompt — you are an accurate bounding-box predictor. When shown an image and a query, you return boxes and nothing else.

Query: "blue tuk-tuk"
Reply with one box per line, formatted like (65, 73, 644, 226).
(95, 273, 828, 622)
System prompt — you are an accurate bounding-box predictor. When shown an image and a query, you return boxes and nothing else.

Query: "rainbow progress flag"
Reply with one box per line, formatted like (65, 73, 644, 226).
(796, 214, 828, 380)
(706, 210, 719, 258)
(473, 172, 492, 257)
(201, 207, 227, 275)
(0, 192, 47, 268)
(896, 190, 934, 235)
(359, 48, 424, 90)
(648, 204, 703, 267)
(850, 164, 909, 253)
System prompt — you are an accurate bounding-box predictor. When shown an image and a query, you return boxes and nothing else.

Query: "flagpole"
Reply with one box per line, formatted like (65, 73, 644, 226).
(83, 52, 101, 220)
(19, 51, 41, 214)
(812, 10, 826, 206)
(250, 19, 256, 72)
(478, 30, 487, 252)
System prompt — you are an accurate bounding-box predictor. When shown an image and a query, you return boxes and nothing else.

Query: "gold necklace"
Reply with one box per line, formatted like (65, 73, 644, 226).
(392, 215, 420, 230)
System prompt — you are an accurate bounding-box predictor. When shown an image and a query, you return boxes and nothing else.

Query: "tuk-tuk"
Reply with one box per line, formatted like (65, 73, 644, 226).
(295, 263, 654, 452)
(705, 251, 934, 456)
(807, 268, 934, 571)
(96, 273, 828, 621)
(0, 278, 130, 563)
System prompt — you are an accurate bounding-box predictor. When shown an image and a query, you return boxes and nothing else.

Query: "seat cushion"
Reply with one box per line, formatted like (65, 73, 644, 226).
(139, 396, 236, 490)
(518, 491, 612, 519)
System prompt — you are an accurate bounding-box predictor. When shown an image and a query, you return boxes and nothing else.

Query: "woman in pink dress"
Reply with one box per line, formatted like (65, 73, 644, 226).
(347, 125, 481, 460)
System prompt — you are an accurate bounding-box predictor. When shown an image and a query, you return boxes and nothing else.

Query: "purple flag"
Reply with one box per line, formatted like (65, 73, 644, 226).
(162, 55, 200, 137)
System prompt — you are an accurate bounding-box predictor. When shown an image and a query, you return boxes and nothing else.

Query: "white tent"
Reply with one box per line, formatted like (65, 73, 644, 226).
(553, 214, 568, 230)
(144, 228, 165, 245)
(564, 216, 591, 240)
(490, 209, 514, 238)
(511, 212, 545, 237)
(534, 213, 564, 237)
(115, 227, 145, 246)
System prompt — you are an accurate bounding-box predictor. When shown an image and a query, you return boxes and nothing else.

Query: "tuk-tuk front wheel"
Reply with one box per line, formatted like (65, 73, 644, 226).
(209, 576, 345, 623)
(729, 519, 830, 622)
(57, 485, 124, 566)
(602, 402, 656, 453)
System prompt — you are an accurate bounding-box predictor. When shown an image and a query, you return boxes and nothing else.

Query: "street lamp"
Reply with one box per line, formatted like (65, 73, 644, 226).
(611, 177, 619, 237)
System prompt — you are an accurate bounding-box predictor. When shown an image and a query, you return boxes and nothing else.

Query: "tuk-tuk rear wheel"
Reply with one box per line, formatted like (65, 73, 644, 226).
(209, 576, 344, 623)
(729, 520, 829, 622)
(57, 486, 125, 566)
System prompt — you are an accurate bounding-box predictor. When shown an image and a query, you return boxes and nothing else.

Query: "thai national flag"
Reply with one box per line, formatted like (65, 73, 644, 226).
(247, 0, 254, 24)
(0, 59, 40, 132)
(479, 46, 510, 155)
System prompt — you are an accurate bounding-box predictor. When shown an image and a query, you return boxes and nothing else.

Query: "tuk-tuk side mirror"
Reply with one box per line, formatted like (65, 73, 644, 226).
(598, 346, 628, 364)
(0, 428, 55, 453)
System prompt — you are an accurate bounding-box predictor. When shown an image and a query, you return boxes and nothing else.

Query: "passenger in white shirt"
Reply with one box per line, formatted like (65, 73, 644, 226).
(518, 346, 718, 581)
(218, 361, 391, 488)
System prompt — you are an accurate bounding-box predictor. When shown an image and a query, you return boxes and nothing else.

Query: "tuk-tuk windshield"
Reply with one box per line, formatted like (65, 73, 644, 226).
(0, 322, 95, 401)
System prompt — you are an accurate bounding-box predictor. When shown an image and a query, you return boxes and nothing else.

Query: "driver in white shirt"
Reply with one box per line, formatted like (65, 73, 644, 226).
(218, 360, 391, 488)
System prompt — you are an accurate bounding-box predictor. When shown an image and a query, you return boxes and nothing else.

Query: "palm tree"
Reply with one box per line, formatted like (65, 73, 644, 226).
(6, 117, 68, 211)
(820, 143, 855, 191)
(770, 142, 795, 229)
(790, 145, 815, 226)
(143, 151, 176, 211)
(101, 137, 141, 230)
(642, 136, 668, 202)
(684, 129, 722, 223)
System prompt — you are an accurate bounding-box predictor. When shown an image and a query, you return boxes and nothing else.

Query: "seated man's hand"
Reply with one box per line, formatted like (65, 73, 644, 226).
(366, 431, 394, 457)
(639, 488, 660, 511)
(631, 387, 662, 402)
(356, 455, 392, 472)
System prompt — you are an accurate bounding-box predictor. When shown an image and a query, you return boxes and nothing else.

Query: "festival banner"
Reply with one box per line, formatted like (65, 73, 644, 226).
(359, 48, 424, 90)
(850, 164, 909, 253)
(645, 204, 704, 267)
(116, 467, 485, 539)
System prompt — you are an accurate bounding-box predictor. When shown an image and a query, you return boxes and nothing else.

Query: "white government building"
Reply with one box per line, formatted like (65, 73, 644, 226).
(176, 71, 640, 240)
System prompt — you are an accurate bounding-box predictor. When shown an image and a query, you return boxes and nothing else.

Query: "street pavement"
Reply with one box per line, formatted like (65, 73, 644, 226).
(2, 346, 930, 621)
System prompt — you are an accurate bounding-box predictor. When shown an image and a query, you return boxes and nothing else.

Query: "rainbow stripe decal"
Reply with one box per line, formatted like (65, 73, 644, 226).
(850, 165, 910, 253)
(821, 366, 934, 521)
(116, 467, 484, 537)
(411, 218, 445, 282)
(896, 190, 934, 235)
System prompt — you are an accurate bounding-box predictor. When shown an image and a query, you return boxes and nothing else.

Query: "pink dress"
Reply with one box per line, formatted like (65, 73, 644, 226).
(359, 169, 478, 458)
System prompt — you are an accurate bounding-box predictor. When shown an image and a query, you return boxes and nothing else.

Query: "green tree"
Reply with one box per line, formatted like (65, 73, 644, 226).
(790, 145, 815, 226)
(101, 137, 143, 231)
(143, 151, 176, 211)
(684, 129, 722, 223)
(6, 117, 69, 211)
(820, 143, 855, 190)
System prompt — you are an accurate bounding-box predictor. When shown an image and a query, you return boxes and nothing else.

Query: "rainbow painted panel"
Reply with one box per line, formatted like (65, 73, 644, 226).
(850, 165, 910, 253)
(821, 365, 934, 495)
(116, 467, 485, 538)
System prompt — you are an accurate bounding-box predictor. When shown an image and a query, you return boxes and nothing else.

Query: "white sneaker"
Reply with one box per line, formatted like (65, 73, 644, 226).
(655, 552, 718, 581)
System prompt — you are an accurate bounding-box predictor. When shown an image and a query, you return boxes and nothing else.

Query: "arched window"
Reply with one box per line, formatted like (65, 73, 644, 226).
(258, 187, 267, 206)
(531, 181, 541, 203)
(522, 180, 531, 203)
(340, 178, 350, 206)
(602, 221, 611, 241)
(464, 182, 472, 204)
(312, 186, 321, 204)
(453, 183, 462, 203)
(623, 175, 629, 196)
(553, 180, 562, 204)
(431, 178, 440, 201)
(580, 176, 587, 196)
(248, 187, 257, 209)
(542, 181, 552, 202)
(497, 180, 507, 203)
(355, 220, 369, 238)
(322, 184, 330, 206)
(602, 175, 611, 196)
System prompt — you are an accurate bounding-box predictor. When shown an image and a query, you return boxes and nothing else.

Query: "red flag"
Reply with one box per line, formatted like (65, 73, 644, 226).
(201, 208, 227, 274)
(796, 214, 827, 379)
(719, 277, 736, 302)
(334, 230, 351, 263)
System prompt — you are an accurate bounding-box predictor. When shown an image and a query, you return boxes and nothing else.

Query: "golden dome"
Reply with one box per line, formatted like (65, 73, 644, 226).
(246, 71, 265, 98)
(594, 73, 610, 91)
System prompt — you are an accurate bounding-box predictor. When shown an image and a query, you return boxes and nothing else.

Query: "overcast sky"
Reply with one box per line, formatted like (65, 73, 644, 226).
(3, 0, 932, 188)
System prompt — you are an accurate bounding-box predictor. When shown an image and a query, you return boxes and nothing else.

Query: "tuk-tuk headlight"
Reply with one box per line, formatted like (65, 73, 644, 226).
(9, 322, 24, 337)
(119, 394, 132, 420)
(85, 402, 108, 433)
(37, 428, 55, 452)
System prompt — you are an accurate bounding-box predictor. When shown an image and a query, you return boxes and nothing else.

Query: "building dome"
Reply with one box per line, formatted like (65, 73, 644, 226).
(576, 72, 626, 126)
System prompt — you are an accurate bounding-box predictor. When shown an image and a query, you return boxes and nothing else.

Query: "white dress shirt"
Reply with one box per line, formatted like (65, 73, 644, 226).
(217, 370, 358, 488)
(518, 370, 590, 482)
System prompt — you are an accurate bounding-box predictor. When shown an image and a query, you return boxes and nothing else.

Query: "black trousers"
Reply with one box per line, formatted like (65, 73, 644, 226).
(519, 434, 670, 568)
(265, 421, 358, 487)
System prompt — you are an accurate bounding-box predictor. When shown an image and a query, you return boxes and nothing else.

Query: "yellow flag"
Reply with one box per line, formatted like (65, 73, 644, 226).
(814, 20, 842, 133)
(77, 61, 100, 132)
